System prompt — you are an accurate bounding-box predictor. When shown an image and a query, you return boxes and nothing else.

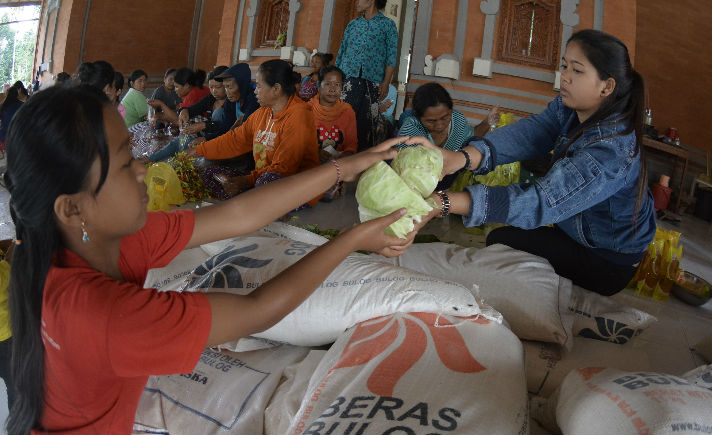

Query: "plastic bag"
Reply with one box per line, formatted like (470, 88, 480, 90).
(632, 227, 683, 300)
(145, 162, 186, 211)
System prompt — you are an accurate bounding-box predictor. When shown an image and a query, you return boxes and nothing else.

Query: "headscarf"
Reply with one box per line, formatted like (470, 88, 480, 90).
(308, 93, 352, 123)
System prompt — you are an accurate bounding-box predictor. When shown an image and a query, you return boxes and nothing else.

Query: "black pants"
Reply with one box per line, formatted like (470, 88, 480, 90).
(486, 226, 637, 296)
(342, 77, 380, 151)
(0, 337, 13, 411)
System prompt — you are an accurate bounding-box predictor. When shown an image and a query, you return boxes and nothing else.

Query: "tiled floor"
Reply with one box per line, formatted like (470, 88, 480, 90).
(0, 172, 710, 427)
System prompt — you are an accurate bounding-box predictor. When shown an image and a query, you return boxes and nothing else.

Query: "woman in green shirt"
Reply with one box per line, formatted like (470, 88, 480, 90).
(121, 69, 149, 127)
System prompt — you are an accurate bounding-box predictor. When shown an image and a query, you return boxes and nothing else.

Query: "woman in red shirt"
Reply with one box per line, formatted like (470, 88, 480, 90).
(149, 67, 210, 126)
(4, 85, 429, 434)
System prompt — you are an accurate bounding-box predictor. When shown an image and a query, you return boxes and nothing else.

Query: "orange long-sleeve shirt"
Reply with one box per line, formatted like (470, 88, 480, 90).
(196, 95, 319, 186)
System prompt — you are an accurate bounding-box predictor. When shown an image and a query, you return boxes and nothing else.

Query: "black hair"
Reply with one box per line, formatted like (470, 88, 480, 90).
(318, 65, 345, 85)
(55, 72, 71, 84)
(164, 68, 176, 78)
(258, 59, 301, 97)
(375, 0, 387, 10)
(113, 72, 124, 92)
(174, 67, 207, 89)
(558, 29, 647, 225)
(12, 81, 28, 96)
(312, 52, 334, 67)
(4, 85, 112, 435)
(128, 69, 148, 88)
(412, 82, 453, 119)
(77, 60, 115, 91)
(0, 87, 21, 116)
(208, 65, 229, 82)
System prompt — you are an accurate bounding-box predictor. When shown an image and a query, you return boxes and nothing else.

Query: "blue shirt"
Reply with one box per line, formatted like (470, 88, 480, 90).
(463, 95, 656, 262)
(335, 13, 398, 84)
(397, 109, 474, 151)
(381, 84, 398, 123)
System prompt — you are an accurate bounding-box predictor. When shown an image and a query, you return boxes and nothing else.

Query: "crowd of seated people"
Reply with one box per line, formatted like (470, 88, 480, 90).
(1, 54, 498, 206)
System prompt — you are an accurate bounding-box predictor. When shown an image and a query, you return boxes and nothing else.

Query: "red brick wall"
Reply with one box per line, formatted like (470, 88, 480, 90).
(635, 0, 712, 154)
(78, 0, 196, 75)
(294, 0, 324, 52)
(216, 0, 241, 65)
(196, 0, 225, 71)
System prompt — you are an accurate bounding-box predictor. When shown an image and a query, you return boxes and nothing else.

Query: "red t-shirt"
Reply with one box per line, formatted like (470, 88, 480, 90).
(37, 210, 212, 435)
(179, 86, 211, 109)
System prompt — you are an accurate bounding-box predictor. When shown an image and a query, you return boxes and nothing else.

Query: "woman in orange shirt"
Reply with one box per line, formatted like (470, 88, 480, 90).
(189, 60, 319, 201)
(308, 66, 358, 200)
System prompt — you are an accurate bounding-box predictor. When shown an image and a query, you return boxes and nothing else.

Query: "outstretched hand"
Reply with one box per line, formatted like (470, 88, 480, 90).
(343, 209, 413, 258)
(336, 137, 402, 182)
(402, 136, 467, 179)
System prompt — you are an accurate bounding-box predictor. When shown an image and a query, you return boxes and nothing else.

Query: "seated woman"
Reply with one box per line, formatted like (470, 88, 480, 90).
(0, 85, 28, 154)
(309, 66, 357, 164)
(149, 67, 209, 126)
(150, 68, 182, 112)
(298, 52, 333, 102)
(398, 82, 498, 189)
(398, 82, 496, 150)
(186, 60, 319, 201)
(148, 66, 228, 162)
(112, 72, 126, 119)
(121, 69, 149, 127)
(77, 61, 115, 98)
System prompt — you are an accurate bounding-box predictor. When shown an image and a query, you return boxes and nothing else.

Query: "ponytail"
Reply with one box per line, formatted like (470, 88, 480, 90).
(4, 85, 111, 434)
(258, 59, 300, 96)
(554, 30, 649, 226)
(174, 67, 206, 89)
(630, 69, 648, 227)
(194, 69, 207, 89)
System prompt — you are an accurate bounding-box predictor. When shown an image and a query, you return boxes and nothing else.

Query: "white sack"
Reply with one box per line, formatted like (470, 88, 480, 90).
(569, 285, 657, 344)
(144, 246, 211, 290)
(682, 364, 712, 391)
(133, 345, 308, 435)
(264, 350, 328, 435)
(375, 243, 575, 347)
(287, 312, 529, 435)
(555, 367, 712, 435)
(184, 236, 496, 347)
(524, 337, 652, 397)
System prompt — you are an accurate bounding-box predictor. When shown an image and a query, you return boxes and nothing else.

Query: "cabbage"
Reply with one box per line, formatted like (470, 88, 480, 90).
(390, 145, 443, 198)
(356, 161, 434, 238)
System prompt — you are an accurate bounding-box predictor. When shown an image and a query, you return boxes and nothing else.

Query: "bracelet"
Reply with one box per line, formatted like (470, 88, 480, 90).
(436, 190, 450, 218)
(459, 148, 471, 171)
(330, 159, 343, 194)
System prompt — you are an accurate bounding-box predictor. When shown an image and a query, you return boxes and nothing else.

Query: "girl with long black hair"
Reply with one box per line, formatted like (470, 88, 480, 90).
(4, 85, 421, 434)
(408, 29, 656, 296)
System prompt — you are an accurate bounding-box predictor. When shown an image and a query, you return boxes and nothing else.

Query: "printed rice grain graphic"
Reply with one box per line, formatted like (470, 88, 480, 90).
(331, 312, 488, 397)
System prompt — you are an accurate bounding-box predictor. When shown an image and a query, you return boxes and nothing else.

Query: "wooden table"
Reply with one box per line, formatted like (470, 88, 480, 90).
(642, 136, 689, 212)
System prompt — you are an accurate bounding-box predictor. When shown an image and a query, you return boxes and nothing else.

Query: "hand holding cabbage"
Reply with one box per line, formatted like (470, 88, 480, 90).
(356, 145, 443, 238)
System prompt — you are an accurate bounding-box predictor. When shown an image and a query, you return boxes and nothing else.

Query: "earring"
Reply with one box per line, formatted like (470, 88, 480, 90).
(81, 220, 90, 243)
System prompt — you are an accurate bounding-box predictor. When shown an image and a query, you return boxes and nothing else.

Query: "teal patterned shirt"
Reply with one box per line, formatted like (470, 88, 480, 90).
(335, 13, 398, 84)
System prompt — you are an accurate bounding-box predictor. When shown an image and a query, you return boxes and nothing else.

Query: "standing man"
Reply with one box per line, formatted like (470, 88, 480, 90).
(336, 0, 398, 150)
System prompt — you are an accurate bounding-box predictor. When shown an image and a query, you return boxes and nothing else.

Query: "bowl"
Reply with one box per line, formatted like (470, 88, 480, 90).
(671, 271, 711, 306)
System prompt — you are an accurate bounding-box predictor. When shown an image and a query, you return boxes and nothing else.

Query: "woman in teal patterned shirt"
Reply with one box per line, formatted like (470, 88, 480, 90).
(336, 0, 398, 151)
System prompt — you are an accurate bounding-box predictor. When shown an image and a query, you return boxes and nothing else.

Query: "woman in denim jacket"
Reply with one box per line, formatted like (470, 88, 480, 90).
(408, 30, 656, 296)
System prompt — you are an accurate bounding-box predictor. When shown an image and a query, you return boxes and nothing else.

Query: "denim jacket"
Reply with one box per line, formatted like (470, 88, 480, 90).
(463, 95, 656, 264)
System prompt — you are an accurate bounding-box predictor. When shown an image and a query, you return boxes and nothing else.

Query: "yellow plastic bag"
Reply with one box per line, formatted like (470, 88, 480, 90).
(145, 162, 186, 211)
(632, 227, 683, 300)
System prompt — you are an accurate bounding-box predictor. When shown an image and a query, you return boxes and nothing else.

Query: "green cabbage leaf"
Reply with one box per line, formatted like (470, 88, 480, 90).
(356, 161, 434, 238)
(390, 146, 443, 198)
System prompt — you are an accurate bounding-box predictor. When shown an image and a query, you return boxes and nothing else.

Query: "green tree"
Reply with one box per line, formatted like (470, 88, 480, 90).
(0, 5, 40, 86)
